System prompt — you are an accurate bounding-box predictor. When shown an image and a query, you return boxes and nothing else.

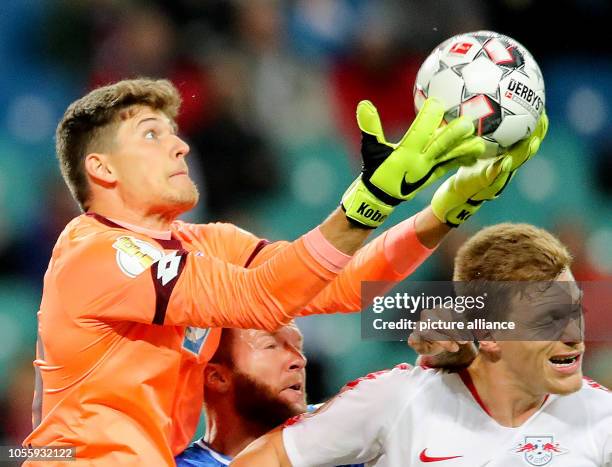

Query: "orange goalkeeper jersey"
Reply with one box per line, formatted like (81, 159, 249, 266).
(24, 213, 433, 465)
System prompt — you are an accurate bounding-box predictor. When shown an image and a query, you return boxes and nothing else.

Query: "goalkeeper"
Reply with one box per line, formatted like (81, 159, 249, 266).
(24, 77, 543, 465)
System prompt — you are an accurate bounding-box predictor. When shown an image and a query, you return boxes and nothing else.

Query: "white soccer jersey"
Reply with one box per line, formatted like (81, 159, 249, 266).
(283, 364, 612, 467)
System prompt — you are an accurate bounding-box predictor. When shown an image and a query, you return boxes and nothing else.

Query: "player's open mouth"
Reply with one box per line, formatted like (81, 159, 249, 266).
(548, 353, 581, 374)
(281, 383, 303, 399)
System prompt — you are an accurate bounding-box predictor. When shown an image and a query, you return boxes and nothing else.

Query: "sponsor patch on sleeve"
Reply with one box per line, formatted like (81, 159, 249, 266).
(112, 236, 163, 277)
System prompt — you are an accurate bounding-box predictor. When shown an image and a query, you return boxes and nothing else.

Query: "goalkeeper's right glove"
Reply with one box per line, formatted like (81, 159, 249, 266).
(341, 98, 486, 228)
(431, 111, 549, 227)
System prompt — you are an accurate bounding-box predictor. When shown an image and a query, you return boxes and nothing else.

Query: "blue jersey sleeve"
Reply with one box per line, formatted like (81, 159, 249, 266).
(177, 414, 363, 467)
(175, 441, 231, 467)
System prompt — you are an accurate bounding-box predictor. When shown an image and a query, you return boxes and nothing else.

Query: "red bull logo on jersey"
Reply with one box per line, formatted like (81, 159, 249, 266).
(512, 435, 568, 465)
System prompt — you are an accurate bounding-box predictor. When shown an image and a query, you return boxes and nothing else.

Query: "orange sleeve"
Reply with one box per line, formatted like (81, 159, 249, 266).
(298, 230, 401, 315)
(246, 215, 435, 315)
(176, 222, 271, 268)
(301, 215, 435, 315)
(164, 236, 340, 330)
(58, 230, 338, 331)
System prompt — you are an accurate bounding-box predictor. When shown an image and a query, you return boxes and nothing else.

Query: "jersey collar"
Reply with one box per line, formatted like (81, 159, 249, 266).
(458, 369, 552, 421)
(86, 213, 172, 240)
(458, 368, 492, 416)
(194, 439, 232, 465)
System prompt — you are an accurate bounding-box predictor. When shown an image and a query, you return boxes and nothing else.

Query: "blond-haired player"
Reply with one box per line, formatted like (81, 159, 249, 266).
(232, 224, 611, 466)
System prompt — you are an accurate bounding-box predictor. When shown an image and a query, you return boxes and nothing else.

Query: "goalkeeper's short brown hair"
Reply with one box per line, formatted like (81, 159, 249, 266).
(454, 223, 572, 282)
(56, 78, 182, 210)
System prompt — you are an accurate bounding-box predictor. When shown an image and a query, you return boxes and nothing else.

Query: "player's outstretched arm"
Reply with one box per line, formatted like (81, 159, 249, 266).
(230, 429, 290, 467)
(285, 100, 481, 315)
(232, 101, 481, 318)
(297, 206, 450, 316)
(61, 207, 439, 333)
(176, 101, 488, 328)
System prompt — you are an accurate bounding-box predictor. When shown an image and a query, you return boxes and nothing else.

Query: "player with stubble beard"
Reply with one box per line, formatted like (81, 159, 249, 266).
(175, 324, 361, 467)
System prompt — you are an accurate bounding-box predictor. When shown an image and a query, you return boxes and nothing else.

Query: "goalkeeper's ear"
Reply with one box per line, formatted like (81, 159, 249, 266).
(85, 152, 117, 185)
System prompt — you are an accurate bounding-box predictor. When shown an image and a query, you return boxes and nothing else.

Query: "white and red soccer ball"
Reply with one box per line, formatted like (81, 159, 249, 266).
(414, 31, 545, 156)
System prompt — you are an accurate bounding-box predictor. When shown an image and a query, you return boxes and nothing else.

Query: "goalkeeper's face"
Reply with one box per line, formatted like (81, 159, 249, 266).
(107, 105, 199, 215)
(230, 325, 308, 427)
(494, 269, 585, 396)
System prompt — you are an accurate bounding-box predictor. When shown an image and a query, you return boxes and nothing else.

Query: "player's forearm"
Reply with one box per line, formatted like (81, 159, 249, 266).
(414, 206, 452, 249)
(231, 430, 290, 467)
(301, 210, 438, 315)
(319, 207, 372, 254)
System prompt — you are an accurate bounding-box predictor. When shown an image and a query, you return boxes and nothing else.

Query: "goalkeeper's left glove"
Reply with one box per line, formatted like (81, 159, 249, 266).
(431, 111, 549, 227)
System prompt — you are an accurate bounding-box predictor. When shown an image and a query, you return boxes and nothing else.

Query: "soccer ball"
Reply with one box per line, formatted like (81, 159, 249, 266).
(414, 31, 545, 156)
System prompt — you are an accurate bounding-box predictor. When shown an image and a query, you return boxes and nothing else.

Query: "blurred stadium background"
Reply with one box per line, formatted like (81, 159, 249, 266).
(1, 0, 611, 448)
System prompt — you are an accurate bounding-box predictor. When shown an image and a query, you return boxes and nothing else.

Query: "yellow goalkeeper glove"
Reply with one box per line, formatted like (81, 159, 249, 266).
(431, 112, 549, 226)
(342, 98, 486, 228)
